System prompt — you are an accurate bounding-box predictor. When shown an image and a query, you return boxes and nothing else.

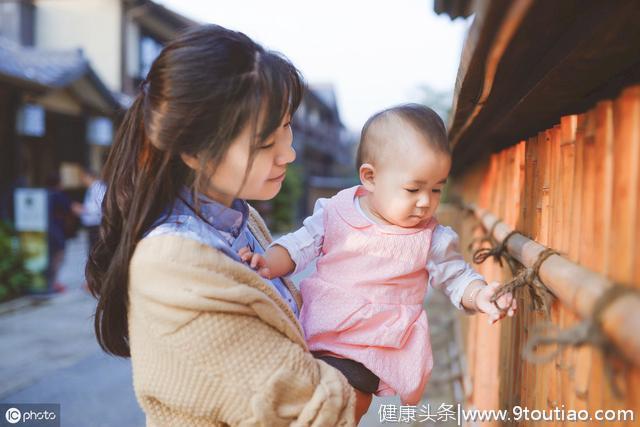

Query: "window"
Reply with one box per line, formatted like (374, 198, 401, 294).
(87, 117, 113, 146)
(0, 2, 20, 43)
(0, 1, 34, 46)
(16, 104, 45, 137)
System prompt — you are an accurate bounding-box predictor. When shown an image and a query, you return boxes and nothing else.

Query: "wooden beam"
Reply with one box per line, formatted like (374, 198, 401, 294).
(449, 0, 640, 175)
(467, 204, 640, 366)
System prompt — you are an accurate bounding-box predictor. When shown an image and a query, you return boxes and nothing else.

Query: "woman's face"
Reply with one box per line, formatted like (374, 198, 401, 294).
(183, 115, 295, 206)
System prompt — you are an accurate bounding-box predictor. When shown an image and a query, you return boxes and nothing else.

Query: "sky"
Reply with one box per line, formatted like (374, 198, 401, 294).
(156, 0, 471, 132)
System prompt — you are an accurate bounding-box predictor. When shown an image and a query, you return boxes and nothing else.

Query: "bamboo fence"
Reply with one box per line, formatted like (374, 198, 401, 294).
(444, 84, 640, 426)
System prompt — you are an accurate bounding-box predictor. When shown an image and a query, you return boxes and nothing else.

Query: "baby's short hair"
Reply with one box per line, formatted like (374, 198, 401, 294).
(356, 103, 450, 169)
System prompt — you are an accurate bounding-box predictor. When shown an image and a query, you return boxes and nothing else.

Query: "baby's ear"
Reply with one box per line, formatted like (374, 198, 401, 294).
(359, 163, 376, 192)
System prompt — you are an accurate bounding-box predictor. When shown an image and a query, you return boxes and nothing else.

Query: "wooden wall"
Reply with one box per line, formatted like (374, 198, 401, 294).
(446, 84, 640, 426)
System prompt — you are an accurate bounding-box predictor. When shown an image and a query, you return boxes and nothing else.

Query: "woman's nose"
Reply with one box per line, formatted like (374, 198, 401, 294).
(276, 143, 296, 165)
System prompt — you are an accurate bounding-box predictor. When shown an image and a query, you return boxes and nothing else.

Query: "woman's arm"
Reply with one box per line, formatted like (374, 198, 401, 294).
(129, 235, 357, 426)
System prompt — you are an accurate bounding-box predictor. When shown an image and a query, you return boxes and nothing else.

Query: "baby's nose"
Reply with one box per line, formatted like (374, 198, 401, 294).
(416, 195, 430, 207)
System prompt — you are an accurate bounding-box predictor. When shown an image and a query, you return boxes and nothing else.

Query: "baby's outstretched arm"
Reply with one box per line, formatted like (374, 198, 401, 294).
(427, 225, 517, 323)
(241, 197, 328, 279)
(462, 279, 517, 324)
(238, 245, 295, 279)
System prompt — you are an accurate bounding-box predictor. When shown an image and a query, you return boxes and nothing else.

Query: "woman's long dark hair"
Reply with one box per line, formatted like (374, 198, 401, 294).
(86, 25, 303, 357)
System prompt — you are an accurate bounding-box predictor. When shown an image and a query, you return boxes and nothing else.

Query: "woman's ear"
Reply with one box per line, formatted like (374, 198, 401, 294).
(180, 153, 200, 172)
(359, 163, 376, 192)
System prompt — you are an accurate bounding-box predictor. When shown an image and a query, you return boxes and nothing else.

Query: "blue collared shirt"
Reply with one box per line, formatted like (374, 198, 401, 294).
(143, 187, 299, 317)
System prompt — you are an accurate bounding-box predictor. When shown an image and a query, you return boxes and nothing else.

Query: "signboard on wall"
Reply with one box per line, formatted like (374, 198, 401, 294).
(14, 188, 49, 292)
(14, 188, 48, 232)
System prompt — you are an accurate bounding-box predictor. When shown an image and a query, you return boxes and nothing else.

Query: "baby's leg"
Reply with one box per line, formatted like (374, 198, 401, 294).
(354, 388, 373, 423)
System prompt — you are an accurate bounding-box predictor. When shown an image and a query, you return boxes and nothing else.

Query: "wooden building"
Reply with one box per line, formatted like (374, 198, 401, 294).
(435, 0, 640, 424)
(292, 84, 357, 219)
(0, 37, 120, 218)
(0, 0, 202, 222)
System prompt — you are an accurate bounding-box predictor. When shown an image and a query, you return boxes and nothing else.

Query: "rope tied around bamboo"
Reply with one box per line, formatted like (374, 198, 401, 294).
(468, 220, 552, 311)
(466, 216, 498, 258)
(489, 248, 558, 314)
(459, 202, 640, 394)
(523, 284, 640, 398)
(469, 220, 520, 275)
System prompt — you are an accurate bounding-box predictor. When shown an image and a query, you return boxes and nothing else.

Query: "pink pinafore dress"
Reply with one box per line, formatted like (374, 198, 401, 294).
(299, 185, 438, 405)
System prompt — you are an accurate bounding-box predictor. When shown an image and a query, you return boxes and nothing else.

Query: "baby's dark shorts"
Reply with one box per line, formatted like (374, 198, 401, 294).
(311, 351, 380, 394)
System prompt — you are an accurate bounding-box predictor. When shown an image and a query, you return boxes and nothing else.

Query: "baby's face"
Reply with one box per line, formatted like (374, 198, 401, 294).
(368, 141, 451, 228)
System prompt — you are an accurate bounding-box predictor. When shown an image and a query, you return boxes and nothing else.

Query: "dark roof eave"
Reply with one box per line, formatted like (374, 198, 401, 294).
(0, 72, 49, 93)
(448, 0, 640, 175)
(130, 1, 199, 41)
(146, 1, 198, 29)
(82, 66, 122, 113)
(433, 0, 474, 19)
(0, 62, 120, 116)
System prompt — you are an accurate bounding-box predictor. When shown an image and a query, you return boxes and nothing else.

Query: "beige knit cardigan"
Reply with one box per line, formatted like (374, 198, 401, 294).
(127, 206, 356, 426)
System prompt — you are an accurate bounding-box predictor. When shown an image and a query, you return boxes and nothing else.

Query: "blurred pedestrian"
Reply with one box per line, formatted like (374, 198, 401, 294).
(47, 172, 78, 293)
(79, 169, 106, 251)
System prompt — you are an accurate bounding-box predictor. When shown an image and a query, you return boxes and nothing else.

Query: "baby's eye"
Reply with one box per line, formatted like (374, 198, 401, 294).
(405, 188, 419, 193)
(432, 189, 442, 193)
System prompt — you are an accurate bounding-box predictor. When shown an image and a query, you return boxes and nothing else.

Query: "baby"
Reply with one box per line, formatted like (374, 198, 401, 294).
(239, 104, 516, 406)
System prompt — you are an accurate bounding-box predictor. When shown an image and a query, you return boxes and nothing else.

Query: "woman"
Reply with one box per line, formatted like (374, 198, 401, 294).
(86, 25, 365, 426)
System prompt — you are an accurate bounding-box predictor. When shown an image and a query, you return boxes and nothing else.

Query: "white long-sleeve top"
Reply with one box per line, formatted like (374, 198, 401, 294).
(272, 197, 485, 311)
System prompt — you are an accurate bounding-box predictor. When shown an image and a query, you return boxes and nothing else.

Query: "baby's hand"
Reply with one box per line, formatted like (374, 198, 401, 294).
(475, 281, 517, 324)
(238, 247, 272, 279)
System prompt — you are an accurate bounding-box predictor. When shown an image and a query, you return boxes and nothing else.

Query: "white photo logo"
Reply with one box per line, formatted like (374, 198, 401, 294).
(5, 407, 21, 424)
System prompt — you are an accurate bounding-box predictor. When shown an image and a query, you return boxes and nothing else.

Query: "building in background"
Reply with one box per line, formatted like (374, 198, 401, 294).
(289, 83, 358, 222)
(0, 3, 120, 219)
(0, 0, 356, 230)
(0, 0, 197, 295)
(0, 0, 197, 221)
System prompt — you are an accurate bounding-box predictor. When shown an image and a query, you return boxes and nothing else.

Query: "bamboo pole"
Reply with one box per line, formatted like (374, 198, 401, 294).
(610, 85, 640, 423)
(500, 147, 514, 410)
(465, 206, 640, 367)
(569, 113, 590, 416)
(547, 125, 561, 410)
(585, 100, 613, 414)
(537, 129, 553, 411)
(522, 134, 540, 412)
(511, 142, 526, 410)
(559, 116, 577, 423)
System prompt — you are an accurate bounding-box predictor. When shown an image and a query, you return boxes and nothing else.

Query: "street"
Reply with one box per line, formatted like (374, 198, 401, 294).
(0, 231, 145, 427)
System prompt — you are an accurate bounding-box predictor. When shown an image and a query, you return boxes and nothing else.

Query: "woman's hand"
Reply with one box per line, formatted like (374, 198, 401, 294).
(475, 281, 517, 324)
(354, 389, 372, 424)
(238, 247, 272, 278)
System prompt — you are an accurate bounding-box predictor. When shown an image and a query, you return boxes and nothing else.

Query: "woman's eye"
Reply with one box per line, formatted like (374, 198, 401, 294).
(284, 121, 291, 128)
(260, 142, 276, 150)
(432, 189, 442, 193)
(405, 188, 419, 193)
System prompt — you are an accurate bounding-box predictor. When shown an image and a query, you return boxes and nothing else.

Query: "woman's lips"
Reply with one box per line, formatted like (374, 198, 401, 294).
(268, 171, 286, 182)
